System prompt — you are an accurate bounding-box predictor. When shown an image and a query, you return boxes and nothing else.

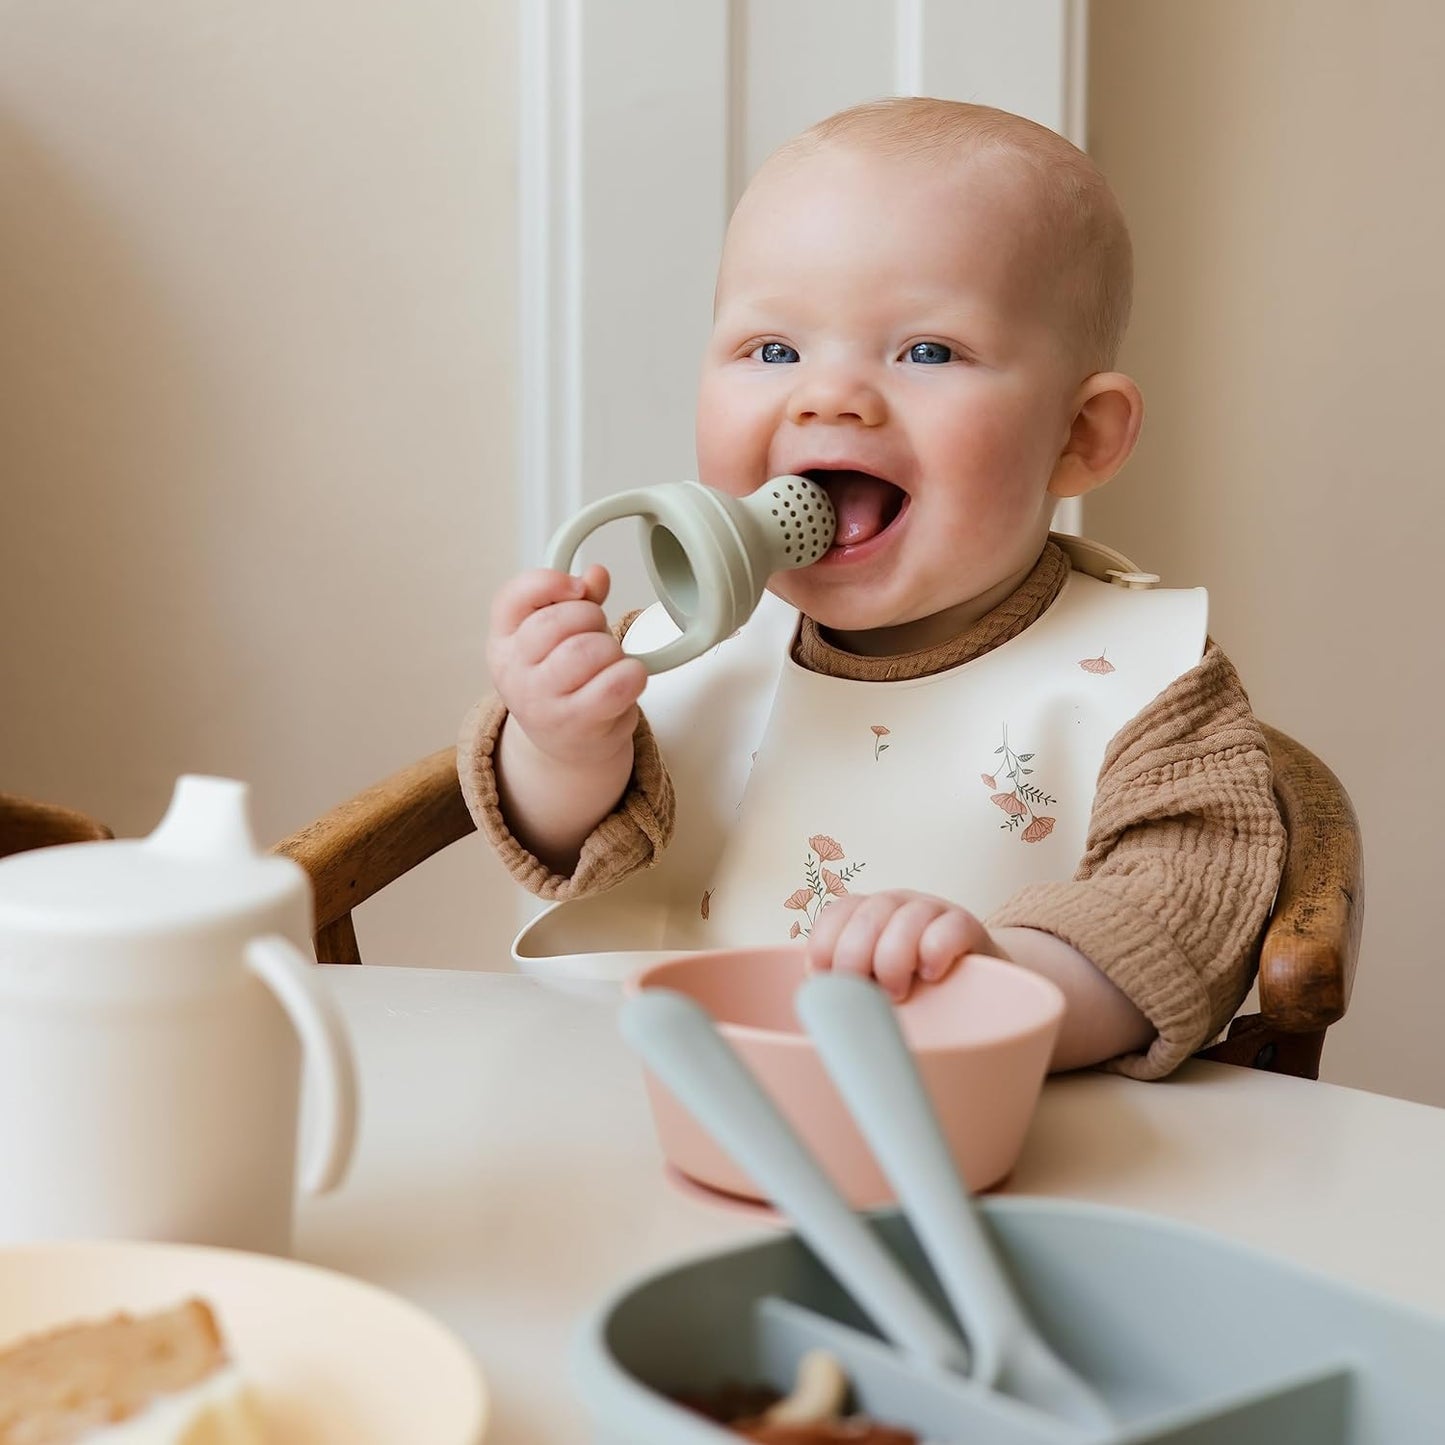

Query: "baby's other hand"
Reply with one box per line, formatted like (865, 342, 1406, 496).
(805, 890, 1000, 1002)
(487, 564, 647, 769)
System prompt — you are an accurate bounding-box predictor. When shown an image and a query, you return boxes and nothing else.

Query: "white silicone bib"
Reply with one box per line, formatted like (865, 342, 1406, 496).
(513, 542, 1206, 989)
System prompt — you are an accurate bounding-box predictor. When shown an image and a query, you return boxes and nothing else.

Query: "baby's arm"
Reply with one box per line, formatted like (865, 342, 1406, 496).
(989, 642, 1286, 1079)
(805, 892, 1152, 1071)
(483, 564, 647, 873)
(806, 644, 1284, 1078)
(989, 927, 1155, 1071)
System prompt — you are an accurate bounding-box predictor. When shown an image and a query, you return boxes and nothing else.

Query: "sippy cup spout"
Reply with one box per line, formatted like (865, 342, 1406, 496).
(145, 775, 261, 860)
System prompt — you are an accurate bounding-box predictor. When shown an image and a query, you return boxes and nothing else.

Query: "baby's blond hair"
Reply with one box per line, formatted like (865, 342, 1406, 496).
(772, 97, 1132, 372)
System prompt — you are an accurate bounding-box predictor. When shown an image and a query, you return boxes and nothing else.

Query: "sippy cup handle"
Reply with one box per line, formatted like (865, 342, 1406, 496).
(545, 477, 834, 674)
(246, 935, 359, 1196)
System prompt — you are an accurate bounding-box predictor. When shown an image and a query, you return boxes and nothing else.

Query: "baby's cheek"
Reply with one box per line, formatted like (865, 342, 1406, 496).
(952, 394, 1044, 471)
(695, 375, 762, 496)
(765, 570, 813, 605)
(938, 405, 1058, 516)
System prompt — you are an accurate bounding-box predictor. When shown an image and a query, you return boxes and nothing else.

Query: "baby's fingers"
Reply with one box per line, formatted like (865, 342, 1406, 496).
(490, 568, 589, 637)
(814, 893, 906, 986)
(873, 897, 951, 1001)
(535, 630, 631, 697)
(916, 908, 992, 984)
(512, 598, 615, 668)
(566, 652, 648, 723)
(577, 563, 612, 607)
(804, 893, 866, 972)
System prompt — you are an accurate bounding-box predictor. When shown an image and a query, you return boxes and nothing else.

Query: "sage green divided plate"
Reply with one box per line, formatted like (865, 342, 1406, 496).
(0, 1240, 487, 1444)
(575, 1195, 1445, 1444)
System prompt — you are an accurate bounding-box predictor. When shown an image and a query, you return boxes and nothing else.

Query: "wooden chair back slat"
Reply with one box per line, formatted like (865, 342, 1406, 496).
(0, 794, 112, 860)
(273, 748, 474, 963)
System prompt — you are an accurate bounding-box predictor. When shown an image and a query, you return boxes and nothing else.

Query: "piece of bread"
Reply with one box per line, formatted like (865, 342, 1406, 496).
(735, 1421, 918, 1444)
(0, 1300, 259, 1445)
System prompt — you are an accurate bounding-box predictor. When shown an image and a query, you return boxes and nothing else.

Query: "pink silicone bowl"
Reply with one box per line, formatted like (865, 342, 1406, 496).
(627, 946, 1065, 1209)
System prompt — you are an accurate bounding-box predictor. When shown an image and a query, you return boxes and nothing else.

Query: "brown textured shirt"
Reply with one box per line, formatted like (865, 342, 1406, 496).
(458, 543, 1286, 1079)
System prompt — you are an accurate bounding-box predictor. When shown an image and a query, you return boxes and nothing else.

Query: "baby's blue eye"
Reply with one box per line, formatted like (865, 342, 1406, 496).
(758, 341, 800, 364)
(908, 341, 953, 364)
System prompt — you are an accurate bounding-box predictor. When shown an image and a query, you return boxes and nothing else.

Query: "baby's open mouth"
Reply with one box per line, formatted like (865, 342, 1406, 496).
(805, 469, 908, 550)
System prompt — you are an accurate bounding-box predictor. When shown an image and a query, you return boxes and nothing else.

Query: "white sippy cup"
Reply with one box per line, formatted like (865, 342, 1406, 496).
(0, 775, 358, 1256)
(545, 476, 836, 673)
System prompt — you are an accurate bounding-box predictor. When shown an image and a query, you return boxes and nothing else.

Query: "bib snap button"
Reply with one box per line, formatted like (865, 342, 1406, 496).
(1105, 569, 1160, 590)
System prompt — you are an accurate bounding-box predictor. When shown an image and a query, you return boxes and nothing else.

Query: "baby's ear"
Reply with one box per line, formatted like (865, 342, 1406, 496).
(1047, 372, 1144, 500)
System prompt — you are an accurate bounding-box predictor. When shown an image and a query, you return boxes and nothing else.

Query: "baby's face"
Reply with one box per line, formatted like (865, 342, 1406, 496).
(697, 145, 1082, 644)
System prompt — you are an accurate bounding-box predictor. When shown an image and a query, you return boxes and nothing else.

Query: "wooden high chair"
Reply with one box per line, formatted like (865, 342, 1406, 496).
(0, 792, 113, 859)
(274, 725, 1362, 1082)
(274, 751, 475, 970)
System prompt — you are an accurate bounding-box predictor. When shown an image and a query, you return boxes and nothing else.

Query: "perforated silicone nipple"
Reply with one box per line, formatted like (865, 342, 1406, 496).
(746, 474, 835, 570)
(545, 475, 836, 674)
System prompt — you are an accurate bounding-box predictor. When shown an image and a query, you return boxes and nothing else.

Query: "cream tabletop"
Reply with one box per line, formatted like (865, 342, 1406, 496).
(294, 965, 1445, 1445)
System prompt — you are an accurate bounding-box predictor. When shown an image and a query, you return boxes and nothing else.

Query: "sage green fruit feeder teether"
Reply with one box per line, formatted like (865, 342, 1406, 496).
(546, 477, 836, 673)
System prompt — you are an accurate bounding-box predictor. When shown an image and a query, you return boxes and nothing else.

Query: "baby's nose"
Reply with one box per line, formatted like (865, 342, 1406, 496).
(786, 369, 887, 427)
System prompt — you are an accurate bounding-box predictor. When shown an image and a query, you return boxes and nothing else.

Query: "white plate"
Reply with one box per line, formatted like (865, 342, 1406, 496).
(0, 1240, 487, 1444)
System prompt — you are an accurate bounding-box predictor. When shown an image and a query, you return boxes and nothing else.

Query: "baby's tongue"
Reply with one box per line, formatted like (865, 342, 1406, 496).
(821, 471, 896, 547)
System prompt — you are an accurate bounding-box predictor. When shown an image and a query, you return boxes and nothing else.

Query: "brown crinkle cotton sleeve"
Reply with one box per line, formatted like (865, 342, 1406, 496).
(455, 610, 676, 901)
(987, 641, 1286, 1080)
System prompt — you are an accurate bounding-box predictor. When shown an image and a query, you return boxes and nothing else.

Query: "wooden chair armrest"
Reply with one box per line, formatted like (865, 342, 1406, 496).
(1256, 724, 1364, 1032)
(1197, 1016, 1325, 1078)
(0, 793, 113, 859)
(272, 748, 476, 934)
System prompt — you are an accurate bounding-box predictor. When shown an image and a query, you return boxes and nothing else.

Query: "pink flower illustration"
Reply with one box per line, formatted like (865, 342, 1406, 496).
(982, 725, 1059, 843)
(1079, 651, 1116, 675)
(870, 724, 891, 760)
(783, 837, 867, 938)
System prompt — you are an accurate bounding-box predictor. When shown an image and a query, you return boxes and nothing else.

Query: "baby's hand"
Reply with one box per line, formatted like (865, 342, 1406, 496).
(805, 890, 1000, 1002)
(487, 564, 647, 768)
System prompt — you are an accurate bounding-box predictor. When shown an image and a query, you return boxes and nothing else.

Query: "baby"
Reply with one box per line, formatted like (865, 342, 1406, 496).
(462, 98, 1285, 1079)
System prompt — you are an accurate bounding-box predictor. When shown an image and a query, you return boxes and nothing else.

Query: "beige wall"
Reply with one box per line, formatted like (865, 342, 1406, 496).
(1, 1, 519, 967)
(8, 0, 1441, 1095)
(1089, 0, 1445, 1101)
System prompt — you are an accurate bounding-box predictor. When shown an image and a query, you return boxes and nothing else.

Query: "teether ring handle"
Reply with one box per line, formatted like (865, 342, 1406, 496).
(542, 477, 836, 675)
(544, 486, 742, 675)
(544, 488, 661, 576)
